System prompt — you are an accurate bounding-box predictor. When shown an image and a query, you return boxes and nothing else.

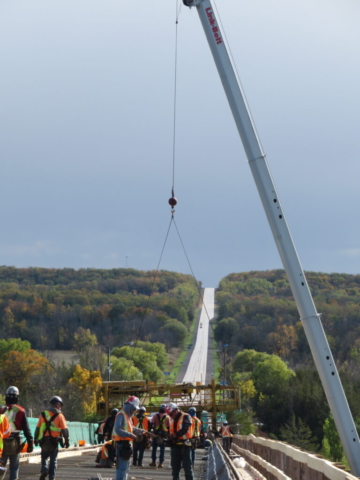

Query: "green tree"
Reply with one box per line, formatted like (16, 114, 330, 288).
(110, 356, 142, 381)
(322, 414, 344, 462)
(279, 414, 318, 452)
(135, 341, 168, 369)
(253, 355, 295, 395)
(72, 327, 98, 354)
(0, 338, 31, 364)
(232, 349, 269, 373)
(112, 346, 157, 373)
(214, 317, 239, 344)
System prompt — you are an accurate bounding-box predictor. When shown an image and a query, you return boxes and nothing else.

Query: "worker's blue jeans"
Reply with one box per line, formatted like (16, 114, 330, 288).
(191, 447, 196, 466)
(1, 453, 20, 480)
(41, 446, 58, 480)
(170, 445, 193, 480)
(151, 439, 165, 464)
(115, 457, 130, 480)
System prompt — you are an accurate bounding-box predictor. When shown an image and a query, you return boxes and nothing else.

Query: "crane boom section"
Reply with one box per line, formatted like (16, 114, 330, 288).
(183, 0, 360, 474)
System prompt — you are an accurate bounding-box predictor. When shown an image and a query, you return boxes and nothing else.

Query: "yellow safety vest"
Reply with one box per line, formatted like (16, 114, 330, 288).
(38, 411, 61, 440)
(192, 417, 201, 438)
(5, 405, 20, 432)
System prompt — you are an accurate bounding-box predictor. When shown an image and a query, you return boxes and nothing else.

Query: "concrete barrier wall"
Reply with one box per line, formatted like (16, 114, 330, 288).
(233, 435, 357, 480)
(28, 418, 96, 448)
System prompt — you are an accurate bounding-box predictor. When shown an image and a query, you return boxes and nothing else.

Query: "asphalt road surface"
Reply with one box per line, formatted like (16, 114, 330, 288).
(182, 288, 215, 385)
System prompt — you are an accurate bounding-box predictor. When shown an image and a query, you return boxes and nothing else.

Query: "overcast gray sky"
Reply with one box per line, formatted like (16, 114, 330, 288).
(1, 0, 359, 287)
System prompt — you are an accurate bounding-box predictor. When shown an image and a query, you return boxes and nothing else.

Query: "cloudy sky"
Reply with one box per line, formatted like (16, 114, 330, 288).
(1, 0, 359, 287)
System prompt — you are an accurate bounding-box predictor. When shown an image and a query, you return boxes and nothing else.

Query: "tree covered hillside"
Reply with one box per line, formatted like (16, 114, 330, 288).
(215, 270, 360, 453)
(0, 266, 199, 351)
(216, 269, 360, 365)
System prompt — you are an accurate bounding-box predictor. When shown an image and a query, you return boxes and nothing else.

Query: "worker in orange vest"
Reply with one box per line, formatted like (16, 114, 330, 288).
(132, 406, 149, 467)
(103, 408, 119, 441)
(96, 439, 116, 468)
(34, 396, 69, 480)
(0, 405, 11, 455)
(188, 407, 201, 466)
(148, 404, 170, 468)
(166, 402, 194, 480)
(219, 420, 234, 454)
(3, 386, 34, 480)
(112, 396, 146, 480)
(95, 419, 106, 444)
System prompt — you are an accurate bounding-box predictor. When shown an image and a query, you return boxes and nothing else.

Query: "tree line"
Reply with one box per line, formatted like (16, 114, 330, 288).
(0, 266, 200, 350)
(0, 266, 200, 422)
(216, 269, 360, 463)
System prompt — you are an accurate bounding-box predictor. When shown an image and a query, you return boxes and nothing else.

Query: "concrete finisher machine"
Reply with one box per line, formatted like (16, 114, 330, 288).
(96, 379, 240, 429)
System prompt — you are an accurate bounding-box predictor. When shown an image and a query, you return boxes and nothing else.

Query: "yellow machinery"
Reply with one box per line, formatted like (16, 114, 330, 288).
(96, 379, 240, 427)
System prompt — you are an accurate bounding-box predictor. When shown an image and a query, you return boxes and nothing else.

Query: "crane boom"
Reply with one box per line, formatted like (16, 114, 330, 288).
(182, 0, 360, 474)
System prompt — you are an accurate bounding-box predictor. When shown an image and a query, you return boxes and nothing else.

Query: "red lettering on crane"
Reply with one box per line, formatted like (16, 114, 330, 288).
(205, 7, 223, 45)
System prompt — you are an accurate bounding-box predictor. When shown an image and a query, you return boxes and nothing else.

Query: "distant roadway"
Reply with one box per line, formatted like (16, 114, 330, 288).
(182, 288, 215, 384)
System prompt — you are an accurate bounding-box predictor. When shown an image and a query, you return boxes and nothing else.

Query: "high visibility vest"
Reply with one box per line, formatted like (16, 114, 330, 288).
(169, 413, 193, 441)
(0, 414, 11, 452)
(101, 440, 114, 460)
(221, 425, 231, 437)
(192, 417, 201, 438)
(112, 409, 134, 442)
(133, 416, 149, 431)
(38, 411, 62, 440)
(5, 405, 22, 432)
(153, 413, 169, 432)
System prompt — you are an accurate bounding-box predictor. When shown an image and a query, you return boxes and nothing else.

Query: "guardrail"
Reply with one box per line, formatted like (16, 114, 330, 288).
(232, 435, 357, 480)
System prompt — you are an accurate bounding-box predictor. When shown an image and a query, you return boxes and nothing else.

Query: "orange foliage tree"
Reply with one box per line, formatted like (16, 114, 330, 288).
(2, 349, 51, 392)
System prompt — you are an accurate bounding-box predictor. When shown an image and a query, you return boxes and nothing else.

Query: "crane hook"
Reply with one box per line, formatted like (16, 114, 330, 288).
(168, 189, 178, 217)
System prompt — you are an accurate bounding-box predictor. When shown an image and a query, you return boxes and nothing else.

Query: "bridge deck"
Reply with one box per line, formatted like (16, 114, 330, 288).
(17, 448, 207, 480)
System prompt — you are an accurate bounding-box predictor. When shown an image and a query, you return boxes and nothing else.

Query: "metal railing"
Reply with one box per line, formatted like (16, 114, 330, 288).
(207, 441, 235, 480)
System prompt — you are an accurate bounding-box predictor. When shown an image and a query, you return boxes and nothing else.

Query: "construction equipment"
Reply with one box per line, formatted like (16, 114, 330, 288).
(182, 0, 360, 475)
(96, 379, 240, 428)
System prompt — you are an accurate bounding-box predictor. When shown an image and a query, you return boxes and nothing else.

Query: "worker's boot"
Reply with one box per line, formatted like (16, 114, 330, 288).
(149, 462, 156, 467)
(158, 463, 164, 468)
(39, 473, 48, 480)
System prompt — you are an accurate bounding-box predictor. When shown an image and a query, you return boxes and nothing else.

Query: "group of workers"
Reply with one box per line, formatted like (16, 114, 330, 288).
(0, 385, 69, 480)
(96, 396, 233, 480)
(0, 387, 234, 480)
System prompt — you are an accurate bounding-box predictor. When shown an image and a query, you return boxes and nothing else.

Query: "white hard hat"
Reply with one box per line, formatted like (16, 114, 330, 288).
(6, 386, 19, 396)
(165, 402, 179, 415)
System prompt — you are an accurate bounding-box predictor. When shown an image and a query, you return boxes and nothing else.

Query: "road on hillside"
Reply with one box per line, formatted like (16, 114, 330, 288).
(182, 288, 215, 384)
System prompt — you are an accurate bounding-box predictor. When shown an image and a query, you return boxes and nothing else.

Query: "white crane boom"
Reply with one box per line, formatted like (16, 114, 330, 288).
(182, 0, 360, 474)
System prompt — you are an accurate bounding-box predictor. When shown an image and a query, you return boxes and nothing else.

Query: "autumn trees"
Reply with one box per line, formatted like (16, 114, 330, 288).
(0, 267, 199, 351)
(218, 270, 360, 455)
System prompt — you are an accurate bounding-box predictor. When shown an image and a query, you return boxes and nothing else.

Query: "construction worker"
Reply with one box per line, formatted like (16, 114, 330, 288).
(0, 406, 11, 454)
(132, 406, 149, 467)
(96, 439, 116, 468)
(149, 404, 170, 468)
(34, 396, 69, 480)
(112, 396, 146, 480)
(95, 419, 106, 444)
(188, 407, 201, 466)
(2, 386, 34, 480)
(103, 408, 119, 441)
(166, 402, 194, 480)
(219, 420, 234, 454)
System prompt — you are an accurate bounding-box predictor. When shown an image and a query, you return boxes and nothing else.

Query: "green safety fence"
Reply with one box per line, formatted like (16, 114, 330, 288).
(28, 418, 97, 449)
